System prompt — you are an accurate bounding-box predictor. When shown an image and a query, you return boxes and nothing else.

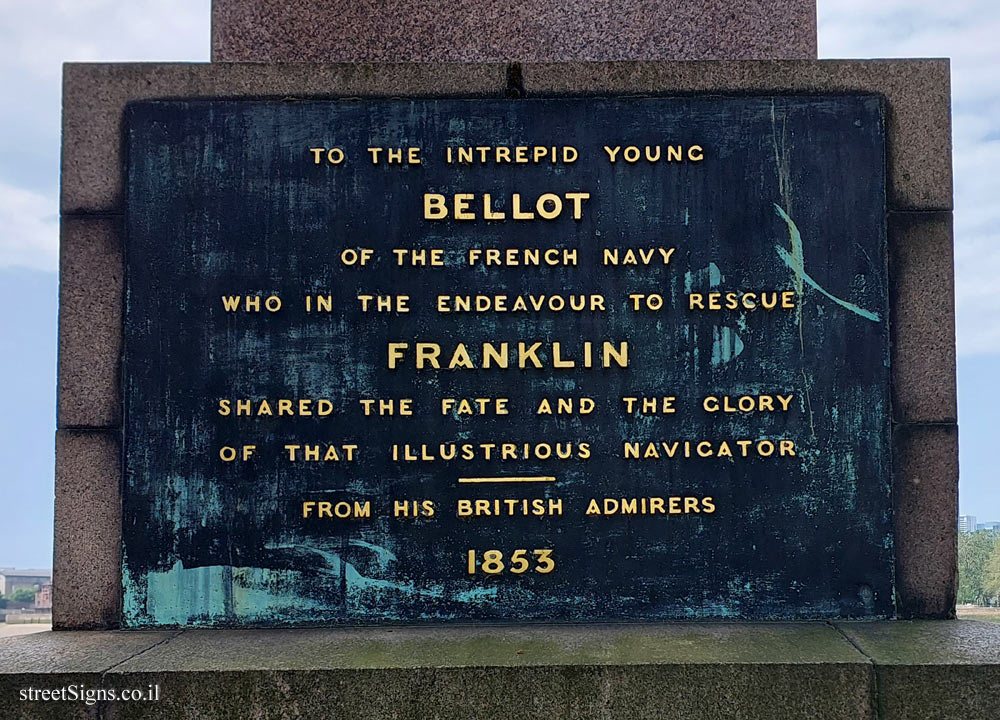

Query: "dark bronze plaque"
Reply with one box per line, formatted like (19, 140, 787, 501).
(123, 97, 891, 626)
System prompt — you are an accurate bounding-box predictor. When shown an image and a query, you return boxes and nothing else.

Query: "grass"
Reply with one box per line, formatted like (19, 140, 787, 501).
(956, 606, 1000, 622)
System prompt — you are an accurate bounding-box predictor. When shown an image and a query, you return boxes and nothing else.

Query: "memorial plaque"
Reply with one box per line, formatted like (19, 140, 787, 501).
(122, 96, 891, 626)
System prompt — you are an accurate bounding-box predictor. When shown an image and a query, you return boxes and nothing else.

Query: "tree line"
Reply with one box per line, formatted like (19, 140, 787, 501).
(959, 530, 1000, 605)
(0, 587, 38, 608)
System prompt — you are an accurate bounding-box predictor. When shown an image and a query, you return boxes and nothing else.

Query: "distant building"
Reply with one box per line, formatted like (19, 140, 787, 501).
(34, 582, 52, 610)
(959, 515, 978, 534)
(0, 568, 51, 596)
(976, 521, 1000, 533)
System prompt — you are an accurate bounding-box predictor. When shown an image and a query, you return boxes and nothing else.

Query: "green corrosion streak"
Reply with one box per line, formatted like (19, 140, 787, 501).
(773, 204, 881, 323)
(685, 262, 744, 366)
(711, 326, 744, 366)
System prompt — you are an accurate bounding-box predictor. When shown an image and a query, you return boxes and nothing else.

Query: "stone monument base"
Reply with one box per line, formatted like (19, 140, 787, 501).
(56, 59, 957, 630)
(2, 621, 999, 719)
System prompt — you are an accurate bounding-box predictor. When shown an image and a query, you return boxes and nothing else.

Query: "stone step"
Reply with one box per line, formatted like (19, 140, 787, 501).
(2, 620, 998, 719)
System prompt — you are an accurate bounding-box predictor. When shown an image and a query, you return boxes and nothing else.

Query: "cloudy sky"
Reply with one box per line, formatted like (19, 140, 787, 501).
(0, 0, 996, 567)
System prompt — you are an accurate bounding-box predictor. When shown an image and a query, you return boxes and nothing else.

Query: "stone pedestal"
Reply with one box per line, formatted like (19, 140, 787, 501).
(54, 59, 955, 629)
(3, 622, 1000, 719)
(13, 1, 978, 715)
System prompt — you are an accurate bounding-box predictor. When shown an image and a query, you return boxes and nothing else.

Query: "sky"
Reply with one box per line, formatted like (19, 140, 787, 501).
(0, 0, 997, 568)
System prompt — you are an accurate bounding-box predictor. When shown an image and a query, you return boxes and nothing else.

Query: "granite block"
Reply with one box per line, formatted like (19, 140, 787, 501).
(211, 0, 817, 63)
(0, 680, 98, 720)
(893, 424, 959, 619)
(838, 620, 1000, 665)
(53, 430, 122, 630)
(0, 630, 174, 674)
(98, 664, 873, 720)
(520, 59, 952, 211)
(0, 631, 171, 720)
(875, 665, 1000, 720)
(57, 216, 123, 429)
(889, 212, 957, 423)
(565, 664, 871, 720)
(61, 62, 508, 214)
(101, 668, 572, 720)
(838, 621, 1000, 720)
(105, 623, 870, 719)
(11, 623, 995, 720)
(109, 623, 866, 671)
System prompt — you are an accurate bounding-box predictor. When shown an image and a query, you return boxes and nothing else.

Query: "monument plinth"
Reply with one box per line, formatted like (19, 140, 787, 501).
(0, 1, 990, 718)
(54, 59, 956, 630)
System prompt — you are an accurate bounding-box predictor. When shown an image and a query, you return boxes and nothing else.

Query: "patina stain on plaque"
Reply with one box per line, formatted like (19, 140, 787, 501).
(122, 97, 891, 626)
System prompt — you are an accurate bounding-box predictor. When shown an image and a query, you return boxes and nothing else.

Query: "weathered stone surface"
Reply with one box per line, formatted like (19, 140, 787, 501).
(0, 630, 172, 720)
(103, 667, 576, 720)
(5, 623, 998, 719)
(100, 664, 871, 720)
(874, 665, 1000, 720)
(838, 620, 1000, 665)
(520, 59, 952, 211)
(3, 624, 868, 719)
(57, 216, 123, 428)
(110, 623, 866, 671)
(61, 62, 507, 214)
(0, 632, 175, 720)
(838, 621, 1000, 720)
(0, 630, 173, 674)
(53, 430, 122, 630)
(562, 664, 869, 720)
(893, 424, 959, 619)
(0, 680, 98, 720)
(106, 624, 872, 718)
(211, 0, 817, 63)
(889, 212, 957, 423)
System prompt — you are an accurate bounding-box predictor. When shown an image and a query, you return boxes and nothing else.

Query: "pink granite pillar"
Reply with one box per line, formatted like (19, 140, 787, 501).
(211, 0, 817, 62)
